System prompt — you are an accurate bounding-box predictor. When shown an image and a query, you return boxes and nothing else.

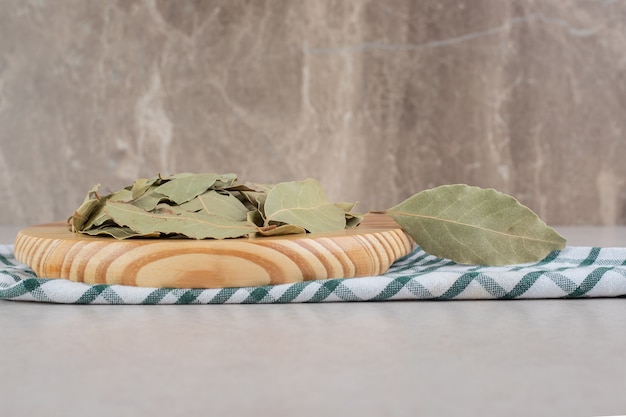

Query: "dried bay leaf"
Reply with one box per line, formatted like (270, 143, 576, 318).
(257, 224, 307, 237)
(109, 188, 134, 202)
(153, 203, 180, 215)
(130, 186, 168, 211)
(240, 190, 269, 210)
(234, 182, 273, 209)
(131, 177, 159, 200)
(177, 190, 249, 221)
(247, 210, 265, 227)
(69, 200, 100, 232)
(197, 191, 249, 221)
(345, 214, 363, 229)
(83, 226, 160, 239)
(152, 173, 238, 205)
(386, 184, 566, 265)
(68, 184, 102, 232)
(264, 179, 346, 233)
(334, 202, 364, 228)
(223, 181, 273, 193)
(334, 202, 357, 212)
(83, 188, 134, 230)
(105, 202, 257, 239)
(209, 173, 238, 188)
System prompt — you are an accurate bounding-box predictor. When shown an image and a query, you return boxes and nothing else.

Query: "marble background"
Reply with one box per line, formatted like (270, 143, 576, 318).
(1, 0, 625, 226)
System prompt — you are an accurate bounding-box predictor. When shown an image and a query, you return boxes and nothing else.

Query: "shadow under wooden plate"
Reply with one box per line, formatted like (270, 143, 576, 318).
(14, 214, 415, 289)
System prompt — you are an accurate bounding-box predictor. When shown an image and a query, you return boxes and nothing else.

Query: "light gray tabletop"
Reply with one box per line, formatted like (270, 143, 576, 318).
(1, 226, 625, 417)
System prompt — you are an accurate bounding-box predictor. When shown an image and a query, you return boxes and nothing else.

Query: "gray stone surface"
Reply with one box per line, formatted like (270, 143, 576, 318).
(1, 299, 625, 417)
(1, 0, 626, 226)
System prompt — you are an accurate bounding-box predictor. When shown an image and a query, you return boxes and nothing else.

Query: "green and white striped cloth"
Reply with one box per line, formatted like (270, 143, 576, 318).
(1, 244, 625, 304)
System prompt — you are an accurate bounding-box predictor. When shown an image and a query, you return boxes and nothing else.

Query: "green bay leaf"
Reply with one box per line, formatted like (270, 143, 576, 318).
(105, 202, 257, 239)
(386, 184, 566, 265)
(263, 178, 346, 233)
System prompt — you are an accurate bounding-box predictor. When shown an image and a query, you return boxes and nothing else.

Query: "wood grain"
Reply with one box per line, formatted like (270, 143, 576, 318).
(14, 214, 415, 288)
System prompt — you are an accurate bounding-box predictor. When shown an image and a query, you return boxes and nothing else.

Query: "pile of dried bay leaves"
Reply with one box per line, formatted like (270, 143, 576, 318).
(69, 172, 566, 265)
(69, 173, 362, 240)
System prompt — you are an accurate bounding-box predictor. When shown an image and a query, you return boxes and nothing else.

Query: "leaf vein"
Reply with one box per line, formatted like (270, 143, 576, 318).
(388, 210, 561, 244)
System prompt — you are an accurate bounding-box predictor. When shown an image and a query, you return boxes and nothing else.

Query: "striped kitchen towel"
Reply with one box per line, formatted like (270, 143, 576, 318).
(1, 244, 625, 304)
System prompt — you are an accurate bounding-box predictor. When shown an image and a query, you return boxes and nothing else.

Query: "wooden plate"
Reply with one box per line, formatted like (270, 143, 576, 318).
(14, 214, 415, 289)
